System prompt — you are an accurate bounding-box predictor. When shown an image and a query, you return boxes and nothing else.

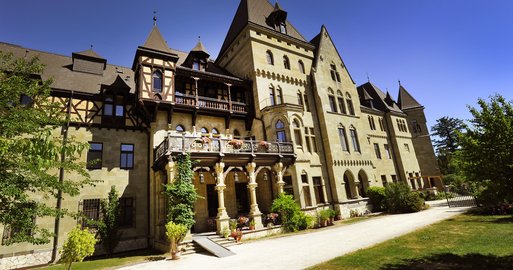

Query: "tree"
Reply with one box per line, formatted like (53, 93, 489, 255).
(458, 94, 513, 205)
(0, 52, 93, 245)
(164, 153, 198, 229)
(431, 116, 464, 174)
(95, 186, 121, 256)
(60, 226, 96, 270)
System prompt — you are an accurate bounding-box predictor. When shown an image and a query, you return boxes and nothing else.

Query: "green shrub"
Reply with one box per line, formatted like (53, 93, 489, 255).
(96, 186, 121, 256)
(367, 186, 386, 211)
(319, 209, 331, 222)
(271, 193, 311, 232)
(384, 183, 425, 213)
(165, 221, 188, 255)
(60, 226, 96, 270)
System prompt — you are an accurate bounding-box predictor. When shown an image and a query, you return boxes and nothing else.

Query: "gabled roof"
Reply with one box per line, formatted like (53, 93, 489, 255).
(141, 26, 173, 54)
(72, 48, 105, 60)
(218, 0, 306, 58)
(311, 25, 355, 84)
(357, 82, 404, 114)
(397, 84, 423, 110)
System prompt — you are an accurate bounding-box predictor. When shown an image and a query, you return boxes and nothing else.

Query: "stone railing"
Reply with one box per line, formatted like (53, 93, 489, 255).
(174, 94, 247, 113)
(154, 133, 294, 162)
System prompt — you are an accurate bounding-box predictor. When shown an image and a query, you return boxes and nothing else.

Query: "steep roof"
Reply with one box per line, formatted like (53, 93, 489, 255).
(0, 42, 135, 94)
(357, 82, 404, 114)
(218, 0, 306, 58)
(310, 25, 355, 84)
(397, 84, 423, 110)
(191, 40, 209, 55)
(141, 26, 173, 54)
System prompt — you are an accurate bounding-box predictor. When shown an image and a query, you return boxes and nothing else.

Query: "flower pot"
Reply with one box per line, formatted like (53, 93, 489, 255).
(329, 217, 334, 225)
(171, 250, 182, 260)
(249, 225, 255, 230)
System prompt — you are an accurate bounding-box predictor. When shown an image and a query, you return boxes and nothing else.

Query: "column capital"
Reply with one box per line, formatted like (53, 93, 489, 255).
(246, 162, 256, 174)
(215, 162, 225, 175)
(273, 162, 284, 173)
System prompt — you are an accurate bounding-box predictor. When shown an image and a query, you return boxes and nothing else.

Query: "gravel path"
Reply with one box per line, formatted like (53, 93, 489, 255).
(119, 200, 469, 270)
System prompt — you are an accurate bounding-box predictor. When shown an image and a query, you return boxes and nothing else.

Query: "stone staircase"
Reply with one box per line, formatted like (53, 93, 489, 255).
(180, 233, 238, 256)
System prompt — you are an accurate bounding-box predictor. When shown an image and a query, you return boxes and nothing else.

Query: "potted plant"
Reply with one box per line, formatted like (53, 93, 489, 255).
(249, 219, 256, 230)
(221, 226, 230, 238)
(235, 229, 243, 243)
(229, 219, 237, 234)
(258, 140, 270, 150)
(237, 216, 249, 229)
(165, 221, 188, 260)
(328, 209, 337, 225)
(319, 209, 330, 227)
(229, 139, 244, 149)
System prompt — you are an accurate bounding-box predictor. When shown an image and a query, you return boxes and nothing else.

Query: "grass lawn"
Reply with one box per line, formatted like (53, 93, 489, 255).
(39, 249, 167, 270)
(310, 211, 513, 270)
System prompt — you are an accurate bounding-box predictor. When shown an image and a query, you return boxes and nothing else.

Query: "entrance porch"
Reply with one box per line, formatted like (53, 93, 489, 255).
(152, 133, 296, 240)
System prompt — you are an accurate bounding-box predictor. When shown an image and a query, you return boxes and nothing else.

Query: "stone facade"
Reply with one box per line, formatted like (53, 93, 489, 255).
(0, 0, 441, 268)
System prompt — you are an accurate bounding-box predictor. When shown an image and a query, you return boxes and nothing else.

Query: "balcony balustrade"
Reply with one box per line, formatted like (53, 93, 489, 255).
(154, 133, 294, 163)
(174, 94, 247, 113)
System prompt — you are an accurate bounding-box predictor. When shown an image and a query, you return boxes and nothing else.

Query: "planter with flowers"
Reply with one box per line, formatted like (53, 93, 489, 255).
(228, 139, 244, 149)
(258, 140, 270, 151)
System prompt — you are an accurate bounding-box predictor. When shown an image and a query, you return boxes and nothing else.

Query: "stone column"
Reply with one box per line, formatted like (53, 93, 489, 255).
(246, 162, 263, 229)
(273, 162, 285, 194)
(165, 159, 175, 184)
(215, 162, 229, 234)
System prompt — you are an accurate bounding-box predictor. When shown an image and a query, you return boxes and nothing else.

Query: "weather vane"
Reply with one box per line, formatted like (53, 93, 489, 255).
(153, 11, 157, 26)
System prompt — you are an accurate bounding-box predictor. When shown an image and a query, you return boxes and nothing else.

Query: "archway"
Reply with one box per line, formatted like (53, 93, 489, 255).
(343, 170, 357, 200)
(357, 170, 370, 198)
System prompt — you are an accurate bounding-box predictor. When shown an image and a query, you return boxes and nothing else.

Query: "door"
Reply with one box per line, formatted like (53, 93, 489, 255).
(235, 183, 249, 214)
(207, 184, 218, 218)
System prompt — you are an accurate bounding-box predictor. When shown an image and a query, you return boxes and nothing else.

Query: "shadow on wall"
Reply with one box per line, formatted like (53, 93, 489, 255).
(381, 253, 513, 270)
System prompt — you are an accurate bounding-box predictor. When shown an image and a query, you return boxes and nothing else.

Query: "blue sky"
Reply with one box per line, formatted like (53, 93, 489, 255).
(2, 0, 512, 129)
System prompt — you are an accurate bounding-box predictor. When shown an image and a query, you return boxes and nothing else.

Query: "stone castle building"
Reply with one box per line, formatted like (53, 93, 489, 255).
(0, 0, 440, 268)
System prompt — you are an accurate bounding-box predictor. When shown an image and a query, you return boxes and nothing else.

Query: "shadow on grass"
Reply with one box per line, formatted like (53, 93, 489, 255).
(381, 253, 513, 270)
(145, 256, 167, 261)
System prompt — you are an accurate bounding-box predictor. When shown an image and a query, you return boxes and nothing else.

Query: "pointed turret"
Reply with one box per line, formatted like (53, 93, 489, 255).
(397, 84, 423, 110)
(384, 91, 394, 106)
(141, 26, 173, 54)
(190, 40, 210, 56)
(217, 0, 307, 60)
(184, 39, 210, 71)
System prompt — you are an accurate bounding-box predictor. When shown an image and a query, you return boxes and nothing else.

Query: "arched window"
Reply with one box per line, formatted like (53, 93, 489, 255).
(233, 129, 241, 139)
(292, 119, 302, 148)
(200, 127, 209, 134)
(152, 70, 163, 93)
(176, 125, 185, 132)
(211, 128, 219, 135)
(298, 60, 305, 74)
(343, 173, 354, 199)
(328, 88, 337, 113)
(346, 93, 355, 115)
(283, 55, 290, 70)
(337, 90, 346, 114)
(269, 85, 275, 106)
(349, 126, 360, 153)
(266, 51, 274, 65)
(276, 120, 286, 142)
(338, 124, 349, 152)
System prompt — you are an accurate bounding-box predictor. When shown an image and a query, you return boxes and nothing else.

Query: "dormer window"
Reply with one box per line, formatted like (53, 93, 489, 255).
(193, 60, 200, 71)
(102, 94, 125, 127)
(279, 22, 287, 34)
(152, 70, 163, 93)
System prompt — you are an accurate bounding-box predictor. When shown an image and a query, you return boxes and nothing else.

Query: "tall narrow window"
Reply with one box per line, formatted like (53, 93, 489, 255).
(338, 96, 346, 114)
(304, 94, 310, 112)
(283, 56, 290, 70)
(192, 60, 200, 71)
(279, 22, 287, 34)
(298, 60, 305, 74)
(152, 70, 163, 93)
(381, 175, 388, 187)
(120, 144, 134, 170)
(350, 127, 360, 153)
(338, 126, 349, 152)
(305, 127, 317, 153)
(379, 118, 385, 131)
(329, 96, 337, 113)
(276, 86, 283, 104)
(374, 143, 381, 159)
(384, 144, 391, 159)
(404, 143, 410, 152)
(87, 142, 103, 170)
(119, 197, 134, 228)
(103, 97, 114, 116)
(313, 177, 325, 204)
(266, 51, 274, 65)
(276, 120, 286, 142)
(346, 93, 355, 115)
(293, 119, 302, 148)
(297, 92, 303, 107)
(330, 64, 341, 82)
(269, 85, 275, 106)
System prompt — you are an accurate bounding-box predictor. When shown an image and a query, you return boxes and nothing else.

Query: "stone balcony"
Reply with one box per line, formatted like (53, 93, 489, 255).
(174, 94, 247, 114)
(153, 133, 296, 169)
